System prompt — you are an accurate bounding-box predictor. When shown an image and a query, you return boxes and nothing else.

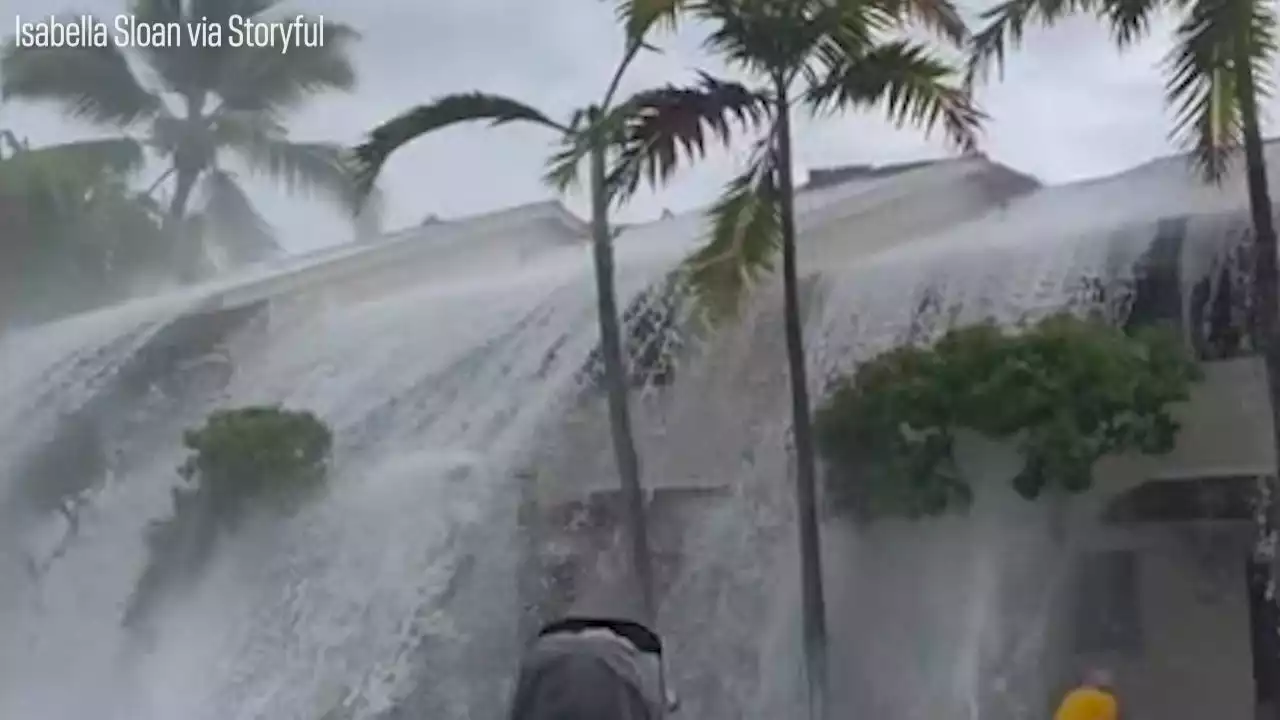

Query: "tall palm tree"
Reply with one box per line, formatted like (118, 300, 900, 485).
(613, 0, 982, 716)
(1, 0, 365, 277)
(350, 35, 767, 629)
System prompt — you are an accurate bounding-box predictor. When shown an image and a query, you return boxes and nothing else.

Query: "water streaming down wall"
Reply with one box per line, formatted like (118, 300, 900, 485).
(0, 143, 1275, 720)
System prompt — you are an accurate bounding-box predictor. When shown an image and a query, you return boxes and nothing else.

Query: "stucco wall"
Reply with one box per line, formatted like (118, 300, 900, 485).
(1105, 356, 1274, 484)
(1080, 524, 1257, 720)
(819, 356, 1275, 719)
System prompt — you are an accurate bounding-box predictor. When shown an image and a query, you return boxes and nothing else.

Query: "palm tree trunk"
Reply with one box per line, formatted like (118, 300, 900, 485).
(1235, 41, 1280, 718)
(774, 87, 829, 720)
(587, 116, 657, 626)
(168, 166, 199, 222)
(165, 165, 201, 283)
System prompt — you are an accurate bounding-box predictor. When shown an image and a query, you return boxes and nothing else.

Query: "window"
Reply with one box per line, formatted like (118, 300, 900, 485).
(1073, 550, 1144, 656)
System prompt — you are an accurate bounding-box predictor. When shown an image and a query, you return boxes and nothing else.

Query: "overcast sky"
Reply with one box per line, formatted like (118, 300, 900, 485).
(2, 0, 1261, 253)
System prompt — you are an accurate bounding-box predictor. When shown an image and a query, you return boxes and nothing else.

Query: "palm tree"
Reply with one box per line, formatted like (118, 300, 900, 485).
(967, 0, 1280, 620)
(0, 132, 169, 325)
(613, 0, 982, 715)
(1, 0, 365, 277)
(350, 33, 767, 628)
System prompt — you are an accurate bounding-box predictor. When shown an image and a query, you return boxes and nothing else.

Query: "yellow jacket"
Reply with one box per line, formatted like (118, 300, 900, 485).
(1053, 686, 1118, 720)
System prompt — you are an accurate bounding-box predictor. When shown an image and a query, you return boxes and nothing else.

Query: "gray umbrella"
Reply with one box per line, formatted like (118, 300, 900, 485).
(508, 552, 676, 719)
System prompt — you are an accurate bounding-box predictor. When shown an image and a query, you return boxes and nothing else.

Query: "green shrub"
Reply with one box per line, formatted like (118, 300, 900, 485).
(123, 406, 332, 629)
(813, 313, 1202, 521)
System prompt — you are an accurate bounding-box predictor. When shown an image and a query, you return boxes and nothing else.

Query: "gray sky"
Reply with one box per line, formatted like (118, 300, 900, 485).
(2, 0, 1255, 253)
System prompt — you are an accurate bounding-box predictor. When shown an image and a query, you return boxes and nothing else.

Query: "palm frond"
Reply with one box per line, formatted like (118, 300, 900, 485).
(1, 30, 161, 126)
(351, 93, 566, 205)
(1162, 0, 1262, 181)
(1100, 0, 1164, 48)
(0, 138, 146, 199)
(614, 0, 686, 40)
(207, 109, 283, 151)
(129, 0, 234, 98)
(694, 0, 793, 74)
(967, 0, 1098, 85)
(545, 138, 589, 193)
(214, 17, 359, 115)
(865, 0, 969, 46)
(20, 138, 147, 178)
(679, 139, 781, 324)
(10, 137, 143, 170)
(231, 136, 363, 213)
(807, 40, 983, 152)
(608, 73, 773, 201)
(200, 168, 279, 265)
(543, 109, 592, 192)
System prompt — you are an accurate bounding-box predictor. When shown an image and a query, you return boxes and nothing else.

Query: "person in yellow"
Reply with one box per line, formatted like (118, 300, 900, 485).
(1053, 668, 1119, 720)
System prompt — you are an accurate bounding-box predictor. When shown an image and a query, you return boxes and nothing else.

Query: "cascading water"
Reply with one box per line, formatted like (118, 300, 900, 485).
(0, 145, 1277, 720)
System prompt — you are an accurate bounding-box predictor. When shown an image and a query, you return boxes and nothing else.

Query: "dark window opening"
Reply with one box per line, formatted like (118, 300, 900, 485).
(1073, 550, 1144, 656)
(1124, 217, 1186, 336)
(1103, 476, 1257, 524)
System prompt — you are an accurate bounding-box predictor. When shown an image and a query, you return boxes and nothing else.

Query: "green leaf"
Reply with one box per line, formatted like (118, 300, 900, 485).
(0, 137, 146, 191)
(814, 313, 1202, 520)
(1101, 0, 1164, 48)
(806, 40, 984, 152)
(542, 109, 593, 193)
(1, 29, 162, 125)
(867, 0, 969, 46)
(608, 72, 773, 201)
(679, 138, 780, 325)
(1162, 0, 1265, 182)
(614, 0, 686, 40)
(125, 406, 331, 630)
(692, 0, 797, 74)
(351, 93, 565, 205)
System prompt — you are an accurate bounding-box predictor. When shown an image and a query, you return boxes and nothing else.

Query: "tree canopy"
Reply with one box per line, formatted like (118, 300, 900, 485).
(814, 314, 1202, 520)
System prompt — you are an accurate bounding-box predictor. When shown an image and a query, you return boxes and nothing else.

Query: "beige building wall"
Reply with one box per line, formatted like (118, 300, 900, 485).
(1083, 525, 1257, 720)
(821, 356, 1275, 719)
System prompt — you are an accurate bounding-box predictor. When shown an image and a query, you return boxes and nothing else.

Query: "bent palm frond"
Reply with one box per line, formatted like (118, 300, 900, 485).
(680, 137, 781, 324)
(1, 35, 161, 125)
(351, 93, 566, 204)
(608, 73, 773, 201)
(807, 40, 983, 151)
